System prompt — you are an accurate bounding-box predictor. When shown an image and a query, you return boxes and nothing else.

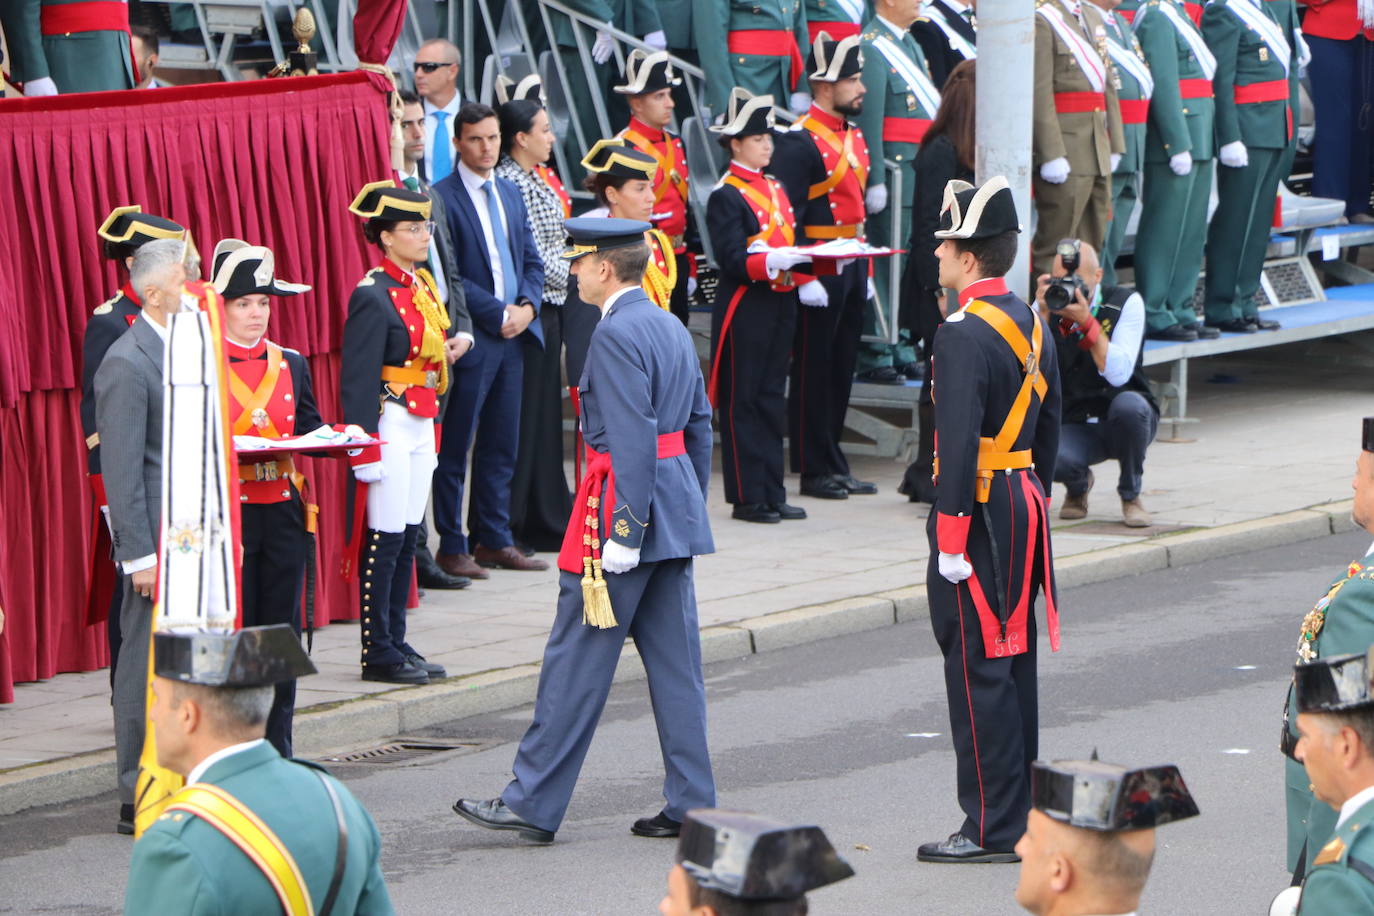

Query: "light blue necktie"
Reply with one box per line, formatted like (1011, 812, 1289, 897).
(430, 111, 452, 183)
(483, 180, 517, 304)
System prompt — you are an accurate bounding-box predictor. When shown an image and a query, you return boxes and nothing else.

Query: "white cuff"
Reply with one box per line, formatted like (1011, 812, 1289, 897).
(123, 553, 157, 574)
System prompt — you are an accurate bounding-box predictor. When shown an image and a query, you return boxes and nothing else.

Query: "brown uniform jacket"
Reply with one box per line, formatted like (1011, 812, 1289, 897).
(1032, 0, 1126, 175)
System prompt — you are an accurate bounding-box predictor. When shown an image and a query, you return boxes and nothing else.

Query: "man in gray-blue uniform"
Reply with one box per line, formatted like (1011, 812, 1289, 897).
(453, 217, 716, 844)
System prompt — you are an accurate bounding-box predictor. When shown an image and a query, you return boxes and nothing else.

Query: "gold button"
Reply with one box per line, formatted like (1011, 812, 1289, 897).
(404, 360, 412, 367)
(284, 394, 292, 401)
(408, 324, 415, 331)
(409, 401, 417, 409)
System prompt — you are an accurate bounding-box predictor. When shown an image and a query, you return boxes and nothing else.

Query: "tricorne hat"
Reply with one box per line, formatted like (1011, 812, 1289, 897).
(806, 31, 863, 83)
(348, 180, 432, 221)
(211, 239, 311, 299)
(1295, 647, 1374, 715)
(580, 138, 657, 180)
(98, 205, 187, 255)
(933, 176, 1022, 239)
(613, 49, 682, 95)
(709, 88, 776, 138)
(676, 809, 856, 901)
(1031, 757, 1200, 831)
(495, 73, 545, 106)
(153, 624, 317, 688)
(560, 216, 652, 262)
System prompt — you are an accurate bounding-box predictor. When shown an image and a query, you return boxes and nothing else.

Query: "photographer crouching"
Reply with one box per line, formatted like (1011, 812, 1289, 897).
(1035, 239, 1159, 528)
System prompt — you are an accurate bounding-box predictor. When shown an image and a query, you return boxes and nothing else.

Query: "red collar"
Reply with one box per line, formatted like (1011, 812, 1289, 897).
(120, 282, 142, 307)
(957, 276, 1009, 308)
(806, 105, 847, 132)
(628, 117, 666, 141)
(380, 257, 414, 287)
(727, 161, 764, 182)
(226, 338, 268, 361)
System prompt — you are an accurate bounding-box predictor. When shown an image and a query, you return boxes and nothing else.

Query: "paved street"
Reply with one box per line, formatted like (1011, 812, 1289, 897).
(3, 528, 1363, 914)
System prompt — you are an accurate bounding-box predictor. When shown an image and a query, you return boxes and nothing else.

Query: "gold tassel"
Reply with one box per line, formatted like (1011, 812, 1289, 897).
(585, 554, 617, 629)
(581, 533, 596, 625)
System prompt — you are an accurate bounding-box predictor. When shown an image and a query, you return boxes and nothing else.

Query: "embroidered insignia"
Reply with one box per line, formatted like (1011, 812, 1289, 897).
(93, 295, 119, 315)
(250, 407, 270, 430)
(168, 523, 205, 555)
(614, 518, 631, 538)
(1314, 836, 1346, 866)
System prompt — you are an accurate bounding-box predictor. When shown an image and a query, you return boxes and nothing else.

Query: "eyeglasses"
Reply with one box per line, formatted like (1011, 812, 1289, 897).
(415, 61, 455, 73)
(397, 221, 436, 237)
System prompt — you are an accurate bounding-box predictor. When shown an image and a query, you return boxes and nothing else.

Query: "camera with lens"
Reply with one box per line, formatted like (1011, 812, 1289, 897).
(1043, 238, 1088, 311)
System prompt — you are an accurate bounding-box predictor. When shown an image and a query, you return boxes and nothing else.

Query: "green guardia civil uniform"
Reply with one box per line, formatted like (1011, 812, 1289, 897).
(1298, 794, 1374, 914)
(695, 0, 810, 115)
(125, 741, 394, 915)
(853, 14, 939, 374)
(1132, 0, 1217, 333)
(1283, 556, 1374, 875)
(0, 0, 134, 93)
(804, 0, 869, 43)
(1099, 10, 1152, 289)
(1200, 0, 1301, 324)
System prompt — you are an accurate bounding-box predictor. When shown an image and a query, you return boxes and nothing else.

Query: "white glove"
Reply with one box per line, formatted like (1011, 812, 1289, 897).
(1039, 157, 1070, 184)
(1110, 153, 1122, 172)
(798, 280, 829, 307)
(1268, 886, 1300, 916)
(592, 28, 615, 64)
(643, 30, 668, 50)
(865, 184, 888, 215)
(766, 250, 811, 273)
(1169, 151, 1193, 177)
(24, 76, 58, 97)
(790, 91, 812, 114)
(938, 551, 973, 583)
(353, 462, 386, 483)
(867, 276, 879, 300)
(686, 276, 698, 297)
(1219, 140, 1248, 168)
(601, 540, 641, 574)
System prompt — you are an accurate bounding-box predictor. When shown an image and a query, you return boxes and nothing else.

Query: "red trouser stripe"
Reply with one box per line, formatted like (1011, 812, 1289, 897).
(955, 582, 988, 845)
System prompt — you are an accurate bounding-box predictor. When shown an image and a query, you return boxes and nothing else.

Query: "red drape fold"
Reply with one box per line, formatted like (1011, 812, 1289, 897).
(0, 72, 390, 699)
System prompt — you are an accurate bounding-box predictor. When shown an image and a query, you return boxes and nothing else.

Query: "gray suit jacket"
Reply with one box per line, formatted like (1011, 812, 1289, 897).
(94, 316, 163, 565)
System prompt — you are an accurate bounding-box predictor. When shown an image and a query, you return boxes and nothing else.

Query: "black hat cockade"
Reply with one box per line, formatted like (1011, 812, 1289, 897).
(98, 205, 187, 258)
(348, 180, 432, 222)
(1363, 417, 1374, 453)
(934, 176, 1023, 240)
(709, 87, 777, 139)
(676, 809, 856, 901)
(1294, 647, 1374, 715)
(561, 216, 652, 262)
(807, 31, 864, 83)
(210, 239, 311, 300)
(495, 73, 545, 106)
(613, 49, 682, 96)
(153, 624, 317, 688)
(580, 138, 658, 180)
(1031, 758, 1200, 832)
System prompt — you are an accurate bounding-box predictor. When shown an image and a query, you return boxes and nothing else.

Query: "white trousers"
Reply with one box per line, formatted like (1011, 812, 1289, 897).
(366, 401, 437, 533)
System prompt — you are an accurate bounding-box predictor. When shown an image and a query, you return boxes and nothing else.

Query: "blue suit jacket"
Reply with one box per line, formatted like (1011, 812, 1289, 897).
(432, 171, 545, 347)
(580, 287, 714, 561)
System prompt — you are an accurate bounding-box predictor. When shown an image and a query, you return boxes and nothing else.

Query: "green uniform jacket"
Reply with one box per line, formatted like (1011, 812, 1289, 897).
(854, 15, 935, 187)
(1033, 0, 1127, 175)
(549, 0, 663, 48)
(695, 0, 810, 113)
(1285, 557, 1374, 873)
(1104, 11, 1148, 173)
(0, 0, 134, 92)
(1133, 0, 1216, 162)
(1299, 794, 1374, 914)
(655, 0, 694, 50)
(1201, 0, 1298, 150)
(125, 742, 393, 915)
(805, 0, 870, 31)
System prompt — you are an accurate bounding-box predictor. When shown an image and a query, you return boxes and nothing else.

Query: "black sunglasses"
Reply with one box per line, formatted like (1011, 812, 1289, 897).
(415, 61, 455, 73)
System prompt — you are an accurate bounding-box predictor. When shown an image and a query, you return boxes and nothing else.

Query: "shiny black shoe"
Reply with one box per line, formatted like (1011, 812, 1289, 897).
(405, 653, 447, 679)
(1185, 323, 1220, 340)
(800, 475, 849, 500)
(1248, 315, 1281, 331)
(117, 804, 135, 836)
(767, 502, 808, 520)
(631, 811, 682, 838)
(898, 360, 925, 381)
(452, 798, 555, 844)
(836, 474, 878, 495)
(856, 365, 903, 384)
(416, 544, 471, 590)
(732, 503, 782, 524)
(1205, 318, 1256, 334)
(917, 832, 1020, 864)
(1145, 324, 1197, 342)
(361, 661, 429, 685)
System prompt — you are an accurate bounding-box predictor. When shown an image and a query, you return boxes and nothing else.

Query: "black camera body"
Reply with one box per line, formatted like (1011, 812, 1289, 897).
(1044, 238, 1087, 311)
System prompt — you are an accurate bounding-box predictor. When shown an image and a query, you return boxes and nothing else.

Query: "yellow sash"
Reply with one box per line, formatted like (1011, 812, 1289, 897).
(229, 342, 286, 438)
(623, 128, 690, 205)
(724, 174, 795, 246)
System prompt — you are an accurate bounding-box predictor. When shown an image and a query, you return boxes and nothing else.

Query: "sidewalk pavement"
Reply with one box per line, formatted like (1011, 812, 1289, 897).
(1, 335, 1369, 813)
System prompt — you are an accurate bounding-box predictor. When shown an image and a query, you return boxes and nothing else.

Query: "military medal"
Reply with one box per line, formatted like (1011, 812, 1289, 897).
(1259, 46, 1269, 61)
(251, 407, 270, 429)
(906, 92, 917, 111)
(1297, 562, 1363, 661)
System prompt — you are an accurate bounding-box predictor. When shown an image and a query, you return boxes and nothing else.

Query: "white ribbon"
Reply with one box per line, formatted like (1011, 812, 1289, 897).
(1137, 0, 1218, 80)
(1105, 26, 1154, 98)
(871, 34, 944, 118)
(833, 0, 866, 23)
(1036, 2, 1107, 93)
(1220, 0, 1294, 76)
(921, 2, 977, 59)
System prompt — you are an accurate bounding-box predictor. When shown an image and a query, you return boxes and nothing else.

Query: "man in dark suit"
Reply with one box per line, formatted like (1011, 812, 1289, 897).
(912, 0, 977, 89)
(431, 103, 549, 578)
(452, 218, 716, 844)
(94, 237, 188, 835)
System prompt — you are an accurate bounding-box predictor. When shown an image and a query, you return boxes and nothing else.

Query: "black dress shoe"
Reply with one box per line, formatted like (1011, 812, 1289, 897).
(1205, 318, 1256, 334)
(898, 360, 925, 381)
(1248, 315, 1281, 331)
(1145, 324, 1197, 342)
(1185, 323, 1220, 340)
(917, 832, 1020, 864)
(732, 503, 781, 523)
(631, 811, 682, 838)
(405, 653, 447, 679)
(452, 798, 555, 844)
(361, 661, 429, 685)
(800, 475, 849, 500)
(856, 366, 903, 384)
(416, 545, 471, 590)
(767, 502, 808, 520)
(117, 803, 135, 836)
(836, 474, 878, 495)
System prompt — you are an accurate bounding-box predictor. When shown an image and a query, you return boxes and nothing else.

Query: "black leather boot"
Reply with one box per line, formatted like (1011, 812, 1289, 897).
(360, 529, 427, 684)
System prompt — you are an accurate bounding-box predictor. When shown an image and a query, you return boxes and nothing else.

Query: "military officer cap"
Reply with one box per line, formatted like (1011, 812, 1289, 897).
(580, 138, 658, 180)
(807, 31, 864, 83)
(1295, 647, 1374, 714)
(1364, 417, 1374, 452)
(709, 88, 776, 139)
(348, 180, 432, 222)
(98, 205, 187, 260)
(154, 623, 317, 688)
(613, 49, 682, 95)
(1030, 757, 1200, 831)
(495, 73, 545, 106)
(211, 240, 311, 299)
(561, 216, 652, 261)
(676, 809, 855, 901)
(933, 176, 1023, 240)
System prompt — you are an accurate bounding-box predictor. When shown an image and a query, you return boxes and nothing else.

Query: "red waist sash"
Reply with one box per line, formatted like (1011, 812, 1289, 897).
(556, 430, 686, 574)
(728, 30, 805, 90)
(1234, 79, 1288, 104)
(41, 1, 130, 34)
(883, 117, 932, 144)
(1179, 78, 1213, 99)
(1054, 91, 1106, 113)
(807, 20, 862, 42)
(1118, 98, 1149, 124)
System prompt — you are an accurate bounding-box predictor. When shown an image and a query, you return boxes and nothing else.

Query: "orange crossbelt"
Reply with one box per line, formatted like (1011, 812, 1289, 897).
(962, 300, 1047, 503)
(623, 129, 689, 205)
(229, 342, 285, 438)
(803, 116, 867, 199)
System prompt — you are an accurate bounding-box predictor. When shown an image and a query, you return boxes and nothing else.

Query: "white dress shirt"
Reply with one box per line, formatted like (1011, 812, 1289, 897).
(123, 312, 170, 575)
(187, 738, 269, 785)
(422, 94, 462, 184)
(601, 284, 639, 319)
(1338, 784, 1374, 830)
(457, 160, 512, 306)
(1099, 290, 1145, 389)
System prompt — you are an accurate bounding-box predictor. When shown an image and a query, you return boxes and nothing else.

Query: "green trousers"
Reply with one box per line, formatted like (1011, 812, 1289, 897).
(856, 163, 917, 372)
(1136, 159, 1213, 331)
(1204, 146, 1284, 323)
(1100, 169, 1138, 289)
